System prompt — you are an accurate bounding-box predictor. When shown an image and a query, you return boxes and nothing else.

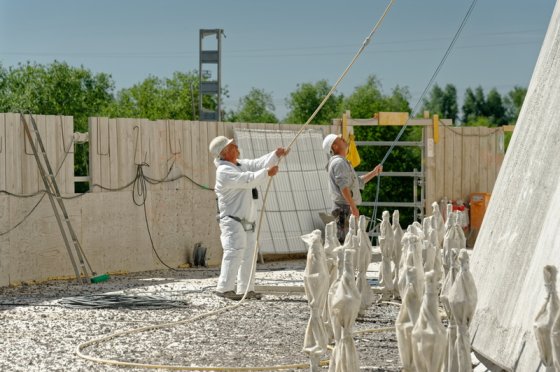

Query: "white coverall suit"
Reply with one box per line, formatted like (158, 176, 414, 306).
(214, 151, 278, 294)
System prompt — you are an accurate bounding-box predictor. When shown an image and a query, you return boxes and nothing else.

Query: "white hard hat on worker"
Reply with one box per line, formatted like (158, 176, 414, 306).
(322, 134, 346, 156)
(209, 136, 235, 159)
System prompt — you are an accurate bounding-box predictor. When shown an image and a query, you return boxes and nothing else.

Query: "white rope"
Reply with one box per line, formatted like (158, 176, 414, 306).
(76, 1, 396, 370)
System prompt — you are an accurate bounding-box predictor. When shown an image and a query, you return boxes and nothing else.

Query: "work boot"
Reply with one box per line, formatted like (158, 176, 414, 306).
(214, 290, 243, 301)
(244, 291, 263, 300)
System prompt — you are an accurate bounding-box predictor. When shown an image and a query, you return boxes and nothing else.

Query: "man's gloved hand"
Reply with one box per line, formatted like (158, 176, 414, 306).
(268, 165, 279, 177)
(275, 147, 289, 157)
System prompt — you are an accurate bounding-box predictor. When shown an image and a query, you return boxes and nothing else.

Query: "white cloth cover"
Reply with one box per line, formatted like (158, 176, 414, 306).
(399, 233, 425, 299)
(343, 214, 357, 246)
(302, 230, 330, 363)
(534, 265, 559, 369)
(422, 240, 436, 273)
(553, 299, 560, 371)
(328, 249, 361, 372)
(442, 221, 464, 277)
(440, 249, 459, 372)
(357, 215, 373, 314)
(324, 221, 341, 341)
(448, 249, 478, 372)
(431, 201, 445, 248)
(428, 229, 444, 284)
(396, 266, 422, 372)
(412, 271, 446, 372)
(344, 215, 359, 270)
(392, 210, 404, 297)
(378, 211, 395, 294)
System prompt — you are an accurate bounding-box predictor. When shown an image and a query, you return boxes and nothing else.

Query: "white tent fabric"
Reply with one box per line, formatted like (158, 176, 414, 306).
(234, 128, 331, 254)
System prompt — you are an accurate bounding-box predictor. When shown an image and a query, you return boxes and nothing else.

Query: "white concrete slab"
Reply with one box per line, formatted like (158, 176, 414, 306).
(470, 2, 560, 371)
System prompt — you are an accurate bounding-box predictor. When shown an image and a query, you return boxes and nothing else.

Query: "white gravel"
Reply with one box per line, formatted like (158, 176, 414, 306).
(0, 260, 400, 371)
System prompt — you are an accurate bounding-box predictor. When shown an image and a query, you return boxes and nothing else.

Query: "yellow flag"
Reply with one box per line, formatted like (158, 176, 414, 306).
(346, 133, 361, 168)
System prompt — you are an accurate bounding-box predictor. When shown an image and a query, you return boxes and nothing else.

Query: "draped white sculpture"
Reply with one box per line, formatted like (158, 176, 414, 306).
(440, 249, 459, 372)
(553, 295, 560, 371)
(442, 213, 465, 277)
(448, 249, 478, 372)
(324, 221, 341, 342)
(356, 215, 373, 314)
(411, 271, 446, 372)
(302, 230, 330, 371)
(329, 249, 361, 372)
(396, 265, 422, 372)
(534, 265, 559, 371)
(428, 228, 444, 284)
(344, 214, 357, 246)
(378, 211, 395, 297)
(392, 210, 404, 298)
(431, 201, 445, 248)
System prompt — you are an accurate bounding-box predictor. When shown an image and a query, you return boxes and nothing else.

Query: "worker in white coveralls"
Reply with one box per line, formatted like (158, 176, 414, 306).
(209, 136, 288, 300)
(323, 134, 383, 243)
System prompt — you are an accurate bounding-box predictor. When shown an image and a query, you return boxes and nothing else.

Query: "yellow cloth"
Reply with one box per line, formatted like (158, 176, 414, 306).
(346, 134, 361, 168)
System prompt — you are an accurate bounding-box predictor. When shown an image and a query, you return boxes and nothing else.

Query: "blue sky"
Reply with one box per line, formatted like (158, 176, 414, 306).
(0, 0, 555, 119)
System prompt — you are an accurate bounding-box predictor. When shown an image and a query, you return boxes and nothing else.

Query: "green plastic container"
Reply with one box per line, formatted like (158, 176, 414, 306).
(90, 273, 110, 283)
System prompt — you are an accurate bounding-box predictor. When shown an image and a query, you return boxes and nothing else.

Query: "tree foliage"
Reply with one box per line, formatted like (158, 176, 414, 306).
(284, 80, 343, 124)
(0, 61, 115, 184)
(343, 76, 418, 225)
(104, 71, 199, 120)
(422, 83, 458, 123)
(226, 88, 278, 123)
(503, 86, 527, 123)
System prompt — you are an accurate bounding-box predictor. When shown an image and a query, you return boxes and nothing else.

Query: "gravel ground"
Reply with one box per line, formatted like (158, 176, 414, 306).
(0, 260, 401, 371)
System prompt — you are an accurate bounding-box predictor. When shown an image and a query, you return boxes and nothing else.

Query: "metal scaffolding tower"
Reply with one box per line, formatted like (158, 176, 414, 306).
(199, 29, 224, 121)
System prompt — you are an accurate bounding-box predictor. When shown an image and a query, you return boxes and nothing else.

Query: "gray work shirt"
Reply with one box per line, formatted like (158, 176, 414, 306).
(327, 155, 365, 208)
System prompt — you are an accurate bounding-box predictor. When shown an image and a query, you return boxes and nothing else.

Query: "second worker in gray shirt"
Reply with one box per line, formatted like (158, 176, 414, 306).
(322, 134, 382, 243)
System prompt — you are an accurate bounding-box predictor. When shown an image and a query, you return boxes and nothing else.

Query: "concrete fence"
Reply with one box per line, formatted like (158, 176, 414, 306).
(0, 113, 505, 286)
(0, 114, 336, 286)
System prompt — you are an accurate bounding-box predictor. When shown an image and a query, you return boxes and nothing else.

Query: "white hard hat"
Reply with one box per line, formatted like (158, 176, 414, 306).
(322, 134, 341, 154)
(209, 136, 234, 158)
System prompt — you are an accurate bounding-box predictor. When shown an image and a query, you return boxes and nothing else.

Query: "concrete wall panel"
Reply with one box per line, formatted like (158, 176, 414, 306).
(470, 2, 560, 371)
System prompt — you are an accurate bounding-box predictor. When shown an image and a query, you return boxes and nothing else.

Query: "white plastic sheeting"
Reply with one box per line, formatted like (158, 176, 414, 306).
(234, 129, 331, 254)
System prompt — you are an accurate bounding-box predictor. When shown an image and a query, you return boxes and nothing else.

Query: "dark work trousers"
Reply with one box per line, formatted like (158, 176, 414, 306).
(331, 204, 350, 244)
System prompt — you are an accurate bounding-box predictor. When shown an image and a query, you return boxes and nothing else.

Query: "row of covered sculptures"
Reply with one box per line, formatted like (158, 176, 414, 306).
(301, 215, 372, 372)
(301, 202, 478, 371)
(383, 202, 478, 372)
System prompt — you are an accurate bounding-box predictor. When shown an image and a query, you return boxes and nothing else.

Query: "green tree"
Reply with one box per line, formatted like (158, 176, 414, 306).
(462, 87, 477, 123)
(343, 76, 418, 226)
(104, 71, 199, 120)
(422, 83, 458, 122)
(0, 61, 115, 185)
(284, 80, 343, 124)
(503, 86, 527, 124)
(486, 88, 507, 125)
(226, 88, 278, 123)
